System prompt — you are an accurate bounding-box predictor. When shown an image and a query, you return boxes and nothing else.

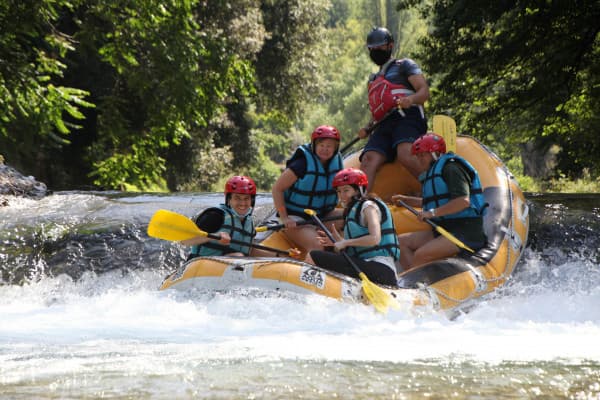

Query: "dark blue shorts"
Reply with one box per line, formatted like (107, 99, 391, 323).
(360, 108, 427, 162)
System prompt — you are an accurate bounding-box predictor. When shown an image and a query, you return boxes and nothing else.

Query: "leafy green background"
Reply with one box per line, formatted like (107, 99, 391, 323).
(1, 0, 598, 192)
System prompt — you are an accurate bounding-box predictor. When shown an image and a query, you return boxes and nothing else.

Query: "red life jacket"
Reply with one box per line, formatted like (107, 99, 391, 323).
(368, 59, 416, 122)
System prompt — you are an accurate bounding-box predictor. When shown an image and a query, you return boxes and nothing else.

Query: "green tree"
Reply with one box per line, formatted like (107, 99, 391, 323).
(210, 0, 332, 190)
(0, 0, 93, 178)
(409, 0, 600, 179)
(2, 0, 335, 191)
(254, 0, 330, 118)
(74, 0, 260, 190)
(297, 0, 427, 149)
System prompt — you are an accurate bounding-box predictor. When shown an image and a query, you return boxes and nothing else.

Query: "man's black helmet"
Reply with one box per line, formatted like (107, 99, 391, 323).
(366, 27, 393, 49)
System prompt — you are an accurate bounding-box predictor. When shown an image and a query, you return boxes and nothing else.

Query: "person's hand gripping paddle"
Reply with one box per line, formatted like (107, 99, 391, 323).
(304, 209, 398, 314)
(148, 209, 301, 258)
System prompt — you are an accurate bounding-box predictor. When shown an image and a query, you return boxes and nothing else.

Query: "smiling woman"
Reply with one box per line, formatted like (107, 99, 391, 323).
(305, 168, 401, 294)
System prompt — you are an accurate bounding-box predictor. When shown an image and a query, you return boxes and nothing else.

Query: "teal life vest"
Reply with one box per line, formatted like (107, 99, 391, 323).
(420, 153, 486, 221)
(343, 198, 400, 261)
(190, 204, 255, 257)
(284, 144, 343, 217)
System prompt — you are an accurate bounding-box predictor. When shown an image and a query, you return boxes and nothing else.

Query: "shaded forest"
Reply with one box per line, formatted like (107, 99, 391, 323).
(1, 0, 598, 191)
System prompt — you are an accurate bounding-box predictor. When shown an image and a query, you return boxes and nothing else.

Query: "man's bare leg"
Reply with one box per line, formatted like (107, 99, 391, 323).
(359, 150, 386, 192)
(398, 230, 433, 271)
(396, 142, 421, 178)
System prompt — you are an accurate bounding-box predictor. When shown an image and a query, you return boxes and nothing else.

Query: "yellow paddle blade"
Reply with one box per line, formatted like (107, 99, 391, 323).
(358, 272, 399, 314)
(432, 115, 457, 152)
(147, 209, 207, 242)
(435, 225, 475, 253)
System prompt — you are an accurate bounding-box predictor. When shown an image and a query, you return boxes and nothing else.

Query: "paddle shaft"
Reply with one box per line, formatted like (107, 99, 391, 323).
(396, 199, 475, 253)
(339, 137, 361, 154)
(304, 208, 397, 313)
(306, 212, 363, 277)
(340, 108, 402, 154)
(204, 232, 292, 256)
(396, 200, 439, 230)
(257, 215, 342, 232)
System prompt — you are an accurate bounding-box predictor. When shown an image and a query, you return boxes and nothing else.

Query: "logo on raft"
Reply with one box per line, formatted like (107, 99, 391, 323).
(300, 267, 326, 289)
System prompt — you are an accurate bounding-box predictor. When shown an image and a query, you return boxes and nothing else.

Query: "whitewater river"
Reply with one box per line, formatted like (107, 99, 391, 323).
(1, 192, 599, 399)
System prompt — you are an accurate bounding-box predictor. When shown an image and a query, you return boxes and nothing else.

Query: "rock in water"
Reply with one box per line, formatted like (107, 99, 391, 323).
(0, 161, 48, 203)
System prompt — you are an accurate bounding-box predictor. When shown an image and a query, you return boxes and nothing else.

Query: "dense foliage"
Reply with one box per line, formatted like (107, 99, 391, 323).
(1, 0, 598, 191)
(409, 0, 600, 179)
(1, 0, 327, 190)
(0, 0, 93, 185)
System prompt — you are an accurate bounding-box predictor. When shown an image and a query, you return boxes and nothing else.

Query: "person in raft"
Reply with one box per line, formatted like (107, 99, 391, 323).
(182, 175, 267, 259)
(306, 168, 400, 287)
(357, 26, 429, 193)
(391, 134, 488, 270)
(271, 125, 344, 255)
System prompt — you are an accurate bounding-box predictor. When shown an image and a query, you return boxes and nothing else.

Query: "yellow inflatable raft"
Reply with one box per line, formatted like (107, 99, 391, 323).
(159, 135, 529, 315)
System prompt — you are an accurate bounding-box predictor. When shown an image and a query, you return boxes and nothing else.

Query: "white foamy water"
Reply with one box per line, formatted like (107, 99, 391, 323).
(1, 263, 599, 399)
(1, 257, 599, 362)
(1, 192, 599, 399)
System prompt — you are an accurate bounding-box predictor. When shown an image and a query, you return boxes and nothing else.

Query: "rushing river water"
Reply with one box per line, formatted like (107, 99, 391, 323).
(1, 192, 599, 399)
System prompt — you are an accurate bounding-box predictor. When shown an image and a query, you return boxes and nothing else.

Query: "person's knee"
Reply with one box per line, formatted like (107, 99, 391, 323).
(413, 247, 437, 265)
(397, 153, 413, 166)
(359, 155, 372, 170)
(301, 231, 324, 251)
(398, 232, 422, 250)
(360, 151, 384, 169)
(396, 143, 414, 162)
(396, 143, 421, 176)
(413, 247, 430, 265)
(397, 234, 409, 247)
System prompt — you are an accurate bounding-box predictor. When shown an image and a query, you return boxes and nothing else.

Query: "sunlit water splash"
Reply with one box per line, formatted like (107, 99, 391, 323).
(1, 192, 599, 399)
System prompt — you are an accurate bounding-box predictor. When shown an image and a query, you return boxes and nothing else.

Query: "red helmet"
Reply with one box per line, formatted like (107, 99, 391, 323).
(333, 168, 368, 188)
(411, 133, 447, 155)
(311, 125, 341, 142)
(225, 176, 256, 195)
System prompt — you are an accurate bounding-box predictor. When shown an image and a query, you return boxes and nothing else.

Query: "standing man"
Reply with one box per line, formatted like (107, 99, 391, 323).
(358, 26, 430, 192)
(392, 134, 488, 270)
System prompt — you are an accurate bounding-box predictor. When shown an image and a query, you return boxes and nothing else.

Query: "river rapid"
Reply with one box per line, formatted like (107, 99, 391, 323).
(1, 192, 599, 399)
